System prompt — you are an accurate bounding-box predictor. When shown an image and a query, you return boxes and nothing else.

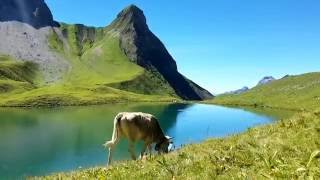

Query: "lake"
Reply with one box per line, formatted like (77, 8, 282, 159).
(0, 103, 292, 179)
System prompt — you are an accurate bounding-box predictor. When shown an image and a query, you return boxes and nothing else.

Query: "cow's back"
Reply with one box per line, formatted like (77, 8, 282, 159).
(118, 112, 161, 142)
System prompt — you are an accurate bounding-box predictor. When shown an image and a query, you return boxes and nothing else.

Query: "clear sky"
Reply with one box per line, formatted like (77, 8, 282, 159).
(46, 0, 320, 94)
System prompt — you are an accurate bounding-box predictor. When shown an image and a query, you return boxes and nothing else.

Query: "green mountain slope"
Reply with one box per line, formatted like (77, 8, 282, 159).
(0, 28, 178, 107)
(0, 4, 212, 106)
(48, 22, 178, 97)
(0, 55, 38, 93)
(209, 72, 320, 111)
(0, 49, 177, 107)
(49, 24, 145, 86)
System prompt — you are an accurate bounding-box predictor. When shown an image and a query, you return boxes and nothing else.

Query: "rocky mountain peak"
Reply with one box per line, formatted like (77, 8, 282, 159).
(107, 5, 213, 100)
(108, 4, 176, 71)
(0, 0, 58, 28)
(257, 76, 276, 86)
(119, 4, 145, 20)
(110, 4, 148, 35)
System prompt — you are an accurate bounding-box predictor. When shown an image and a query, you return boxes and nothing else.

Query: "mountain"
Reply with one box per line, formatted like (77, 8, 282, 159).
(106, 5, 212, 100)
(211, 72, 320, 110)
(257, 76, 276, 86)
(0, 0, 58, 28)
(0, 3, 212, 106)
(224, 86, 249, 95)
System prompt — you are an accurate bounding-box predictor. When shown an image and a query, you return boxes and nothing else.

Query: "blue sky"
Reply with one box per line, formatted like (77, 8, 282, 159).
(46, 0, 320, 94)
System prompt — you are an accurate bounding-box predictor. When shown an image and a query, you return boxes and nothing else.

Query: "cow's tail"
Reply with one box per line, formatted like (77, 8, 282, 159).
(103, 113, 123, 148)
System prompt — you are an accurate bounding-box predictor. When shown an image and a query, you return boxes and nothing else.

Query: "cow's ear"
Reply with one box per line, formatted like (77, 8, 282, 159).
(165, 136, 173, 143)
(165, 136, 172, 140)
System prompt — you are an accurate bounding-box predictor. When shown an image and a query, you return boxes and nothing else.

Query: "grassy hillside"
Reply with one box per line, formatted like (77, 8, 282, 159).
(209, 72, 320, 111)
(0, 55, 39, 83)
(49, 24, 145, 85)
(57, 24, 177, 95)
(0, 23, 180, 107)
(0, 55, 38, 94)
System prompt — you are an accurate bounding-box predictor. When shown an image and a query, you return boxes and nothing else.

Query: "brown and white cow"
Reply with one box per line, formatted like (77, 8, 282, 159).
(103, 112, 173, 165)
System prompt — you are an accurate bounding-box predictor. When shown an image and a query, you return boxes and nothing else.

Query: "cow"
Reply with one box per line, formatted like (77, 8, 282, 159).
(103, 112, 173, 165)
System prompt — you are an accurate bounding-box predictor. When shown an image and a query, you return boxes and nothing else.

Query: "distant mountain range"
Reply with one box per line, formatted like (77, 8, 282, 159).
(224, 86, 249, 95)
(0, 0, 213, 106)
(223, 76, 276, 95)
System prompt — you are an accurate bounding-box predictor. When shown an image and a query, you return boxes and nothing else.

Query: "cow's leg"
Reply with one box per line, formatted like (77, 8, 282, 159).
(140, 142, 147, 159)
(147, 144, 152, 158)
(107, 136, 120, 166)
(128, 141, 136, 160)
(107, 147, 113, 166)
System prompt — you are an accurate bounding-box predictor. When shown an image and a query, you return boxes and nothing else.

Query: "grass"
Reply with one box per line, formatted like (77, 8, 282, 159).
(35, 109, 320, 179)
(0, 84, 178, 107)
(0, 55, 39, 84)
(59, 23, 104, 56)
(208, 72, 320, 111)
(48, 30, 64, 53)
(71, 32, 144, 85)
(0, 55, 38, 95)
(109, 69, 177, 96)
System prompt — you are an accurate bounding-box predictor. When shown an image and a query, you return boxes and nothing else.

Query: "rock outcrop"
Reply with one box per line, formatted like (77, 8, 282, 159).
(257, 76, 276, 86)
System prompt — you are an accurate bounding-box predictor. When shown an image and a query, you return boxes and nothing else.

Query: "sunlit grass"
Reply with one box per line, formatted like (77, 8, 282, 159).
(0, 55, 39, 96)
(0, 84, 178, 107)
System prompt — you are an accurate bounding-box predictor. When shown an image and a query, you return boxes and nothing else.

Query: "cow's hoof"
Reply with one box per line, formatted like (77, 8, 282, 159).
(142, 155, 148, 161)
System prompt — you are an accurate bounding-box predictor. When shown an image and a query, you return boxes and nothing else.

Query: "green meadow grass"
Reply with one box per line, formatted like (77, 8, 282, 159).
(0, 55, 38, 96)
(0, 55, 39, 84)
(0, 84, 178, 107)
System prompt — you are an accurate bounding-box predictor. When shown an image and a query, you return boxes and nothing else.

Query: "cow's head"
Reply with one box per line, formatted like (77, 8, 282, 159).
(155, 136, 173, 153)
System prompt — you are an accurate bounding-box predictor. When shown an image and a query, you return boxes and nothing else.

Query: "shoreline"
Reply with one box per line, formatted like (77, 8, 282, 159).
(0, 97, 184, 108)
(203, 101, 308, 112)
